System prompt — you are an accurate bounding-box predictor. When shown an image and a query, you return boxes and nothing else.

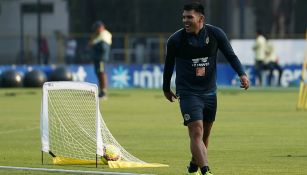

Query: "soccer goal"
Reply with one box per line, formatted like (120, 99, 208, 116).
(40, 81, 168, 168)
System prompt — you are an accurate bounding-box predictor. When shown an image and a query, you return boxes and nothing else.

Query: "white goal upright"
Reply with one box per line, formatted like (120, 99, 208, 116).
(40, 81, 168, 168)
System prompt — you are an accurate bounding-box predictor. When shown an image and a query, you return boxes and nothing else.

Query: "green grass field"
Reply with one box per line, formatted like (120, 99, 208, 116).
(0, 87, 306, 175)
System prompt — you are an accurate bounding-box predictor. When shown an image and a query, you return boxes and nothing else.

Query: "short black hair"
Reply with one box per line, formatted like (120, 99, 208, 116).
(256, 29, 263, 35)
(92, 21, 105, 31)
(183, 3, 205, 15)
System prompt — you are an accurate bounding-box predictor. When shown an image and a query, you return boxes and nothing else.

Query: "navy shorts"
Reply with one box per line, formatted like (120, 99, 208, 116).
(178, 93, 217, 126)
(93, 60, 105, 74)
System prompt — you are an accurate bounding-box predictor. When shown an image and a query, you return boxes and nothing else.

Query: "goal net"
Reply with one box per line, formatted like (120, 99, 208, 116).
(40, 81, 168, 168)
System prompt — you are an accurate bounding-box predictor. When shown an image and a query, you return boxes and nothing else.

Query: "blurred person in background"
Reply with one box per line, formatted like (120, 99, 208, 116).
(265, 39, 283, 86)
(65, 35, 77, 64)
(162, 3, 249, 175)
(252, 29, 267, 86)
(89, 21, 112, 99)
(39, 36, 50, 65)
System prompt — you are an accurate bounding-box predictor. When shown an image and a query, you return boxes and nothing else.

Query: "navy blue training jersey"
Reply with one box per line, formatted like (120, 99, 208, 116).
(163, 24, 246, 94)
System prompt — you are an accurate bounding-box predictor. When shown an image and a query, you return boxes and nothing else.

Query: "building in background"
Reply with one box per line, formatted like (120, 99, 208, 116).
(0, 0, 306, 65)
(67, 0, 306, 38)
(0, 0, 68, 64)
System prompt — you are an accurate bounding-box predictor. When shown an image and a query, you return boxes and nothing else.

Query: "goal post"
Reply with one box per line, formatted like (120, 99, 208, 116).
(40, 81, 168, 168)
(297, 30, 307, 110)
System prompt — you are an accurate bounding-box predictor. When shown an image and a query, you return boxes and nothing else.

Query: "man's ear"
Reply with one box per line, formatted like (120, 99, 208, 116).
(200, 15, 205, 23)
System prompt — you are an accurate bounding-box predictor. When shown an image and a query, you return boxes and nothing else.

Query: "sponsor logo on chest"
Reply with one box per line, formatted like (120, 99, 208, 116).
(192, 57, 210, 67)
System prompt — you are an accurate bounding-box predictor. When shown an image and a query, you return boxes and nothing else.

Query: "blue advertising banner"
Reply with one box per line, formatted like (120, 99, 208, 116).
(107, 64, 303, 88)
(0, 64, 304, 88)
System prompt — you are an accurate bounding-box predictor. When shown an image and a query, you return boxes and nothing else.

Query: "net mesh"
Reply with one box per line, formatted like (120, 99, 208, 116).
(46, 86, 144, 163)
(48, 89, 97, 160)
(99, 112, 144, 163)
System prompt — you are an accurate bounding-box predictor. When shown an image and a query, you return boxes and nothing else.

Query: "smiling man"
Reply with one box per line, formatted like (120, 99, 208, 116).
(162, 3, 249, 175)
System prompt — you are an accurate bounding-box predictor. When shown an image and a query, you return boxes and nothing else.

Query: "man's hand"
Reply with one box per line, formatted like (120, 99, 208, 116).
(164, 90, 177, 102)
(240, 75, 250, 90)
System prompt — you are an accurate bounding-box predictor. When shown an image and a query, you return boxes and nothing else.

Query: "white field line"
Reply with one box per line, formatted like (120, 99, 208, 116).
(0, 165, 154, 175)
(0, 127, 39, 135)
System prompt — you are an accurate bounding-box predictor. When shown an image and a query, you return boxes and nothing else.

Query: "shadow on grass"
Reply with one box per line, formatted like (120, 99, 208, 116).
(108, 93, 131, 97)
(0, 91, 37, 97)
(41, 163, 109, 169)
(272, 155, 307, 158)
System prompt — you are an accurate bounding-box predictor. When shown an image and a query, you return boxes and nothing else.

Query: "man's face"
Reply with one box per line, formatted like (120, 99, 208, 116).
(96, 25, 105, 33)
(182, 10, 204, 34)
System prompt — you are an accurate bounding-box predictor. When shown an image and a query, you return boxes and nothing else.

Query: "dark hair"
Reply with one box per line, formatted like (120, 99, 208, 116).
(256, 29, 263, 35)
(183, 3, 205, 15)
(92, 21, 105, 31)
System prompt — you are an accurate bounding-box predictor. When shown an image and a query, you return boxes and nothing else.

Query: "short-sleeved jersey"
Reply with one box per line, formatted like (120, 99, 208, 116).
(90, 30, 112, 62)
(163, 24, 246, 94)
(252, 35, 266, 61)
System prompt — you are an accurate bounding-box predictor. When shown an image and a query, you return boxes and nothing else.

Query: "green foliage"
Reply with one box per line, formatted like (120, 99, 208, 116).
(0, 87, 306, 175)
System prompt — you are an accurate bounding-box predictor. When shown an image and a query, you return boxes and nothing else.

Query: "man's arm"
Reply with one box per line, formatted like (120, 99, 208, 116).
(163, 39, 178, 102)
(214, 27, 249, 90)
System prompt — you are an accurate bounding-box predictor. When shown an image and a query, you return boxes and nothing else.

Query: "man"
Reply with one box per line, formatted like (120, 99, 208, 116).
(39, 36, 50, 65)
(162, 3, 249, 175)
(265, 39, 283, 86)
(89, 21, 112, 99)
(65, 35, 77, 64)
(252, 30, 267, 86)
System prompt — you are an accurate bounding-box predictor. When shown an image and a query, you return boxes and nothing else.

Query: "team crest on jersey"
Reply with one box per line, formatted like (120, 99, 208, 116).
(184, 114, 191, 121)
(205, 36, 210, 44)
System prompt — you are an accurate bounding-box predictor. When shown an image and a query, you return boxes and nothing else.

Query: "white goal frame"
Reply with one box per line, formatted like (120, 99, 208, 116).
(40, 81, 103, 164)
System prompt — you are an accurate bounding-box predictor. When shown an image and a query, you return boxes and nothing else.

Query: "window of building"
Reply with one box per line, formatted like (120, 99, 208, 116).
(21, 3, 53, 14)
